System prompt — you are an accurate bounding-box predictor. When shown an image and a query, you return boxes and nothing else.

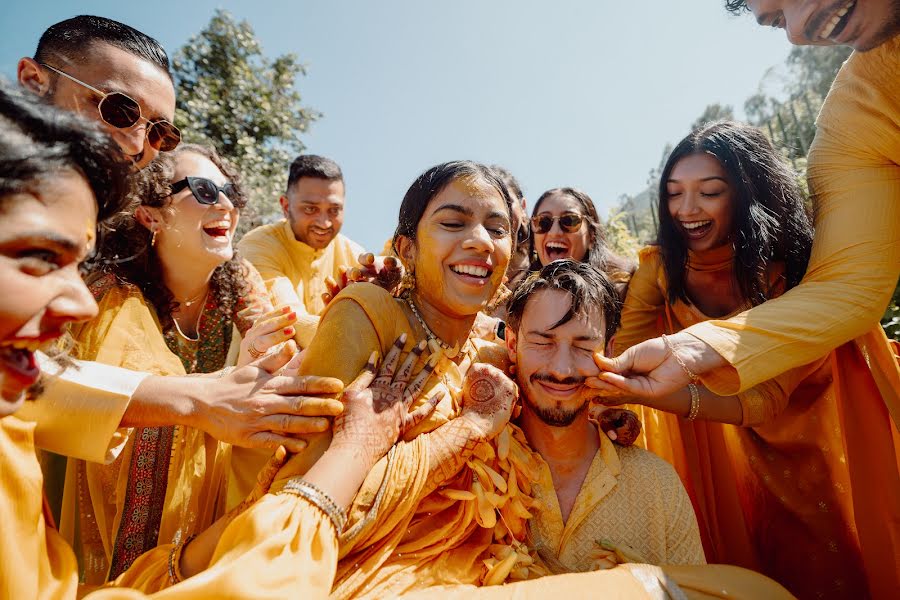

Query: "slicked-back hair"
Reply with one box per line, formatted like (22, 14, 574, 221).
(724, 1, 749, 14)
(0, 80, 132, 224)
(286, 154, 343, 191)
(35, 15, 171, 80)
(657, 120, 813, 307)
(392, 160, 515, 255)
(506, 259, 621, 343)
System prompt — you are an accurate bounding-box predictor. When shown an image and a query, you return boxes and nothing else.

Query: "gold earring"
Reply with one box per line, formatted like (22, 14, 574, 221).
(151, 228, 158, 247)
(396, 269, 416, 297)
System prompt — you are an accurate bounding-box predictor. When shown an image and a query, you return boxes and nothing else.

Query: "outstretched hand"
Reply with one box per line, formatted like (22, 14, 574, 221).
(331, 333, 443, 467)
(459, 363, 517, 440)
(322, 253, 405, 305)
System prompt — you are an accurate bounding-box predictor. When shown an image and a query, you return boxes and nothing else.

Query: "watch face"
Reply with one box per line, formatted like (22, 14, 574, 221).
(496, 320, 507, 341)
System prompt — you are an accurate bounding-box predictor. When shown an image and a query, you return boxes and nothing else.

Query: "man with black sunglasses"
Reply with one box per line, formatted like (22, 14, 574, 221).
(14, 16, 345, 514)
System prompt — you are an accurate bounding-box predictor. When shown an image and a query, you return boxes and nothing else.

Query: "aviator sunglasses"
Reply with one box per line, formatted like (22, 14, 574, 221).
(531, 213, 585, 234)
(171, 177, 245, 208)
(41, 63, 181, 152)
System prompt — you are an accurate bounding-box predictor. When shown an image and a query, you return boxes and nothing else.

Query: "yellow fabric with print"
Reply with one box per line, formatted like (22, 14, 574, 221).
(686, 36, 900, 402)
(59, 283, 230, 586)
(238, 219, 364, 347)
(530, 423, 705, 571)
(615, 245, 900, 600)
(0, 413, 339, 600)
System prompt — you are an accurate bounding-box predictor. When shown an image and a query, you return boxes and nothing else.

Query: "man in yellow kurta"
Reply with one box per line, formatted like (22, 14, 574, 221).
(238, 155, 365, 348)
(505, 261, 705, 570)
(603, 3, 900, 417)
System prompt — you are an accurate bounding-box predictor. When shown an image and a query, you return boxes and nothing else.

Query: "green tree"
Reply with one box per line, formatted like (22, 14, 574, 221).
(691, 103, 735, 130)
(172, 10, 319, 232)
(604, 209, 642, 261)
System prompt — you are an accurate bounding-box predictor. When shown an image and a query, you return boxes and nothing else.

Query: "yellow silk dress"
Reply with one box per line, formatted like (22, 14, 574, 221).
(0, 413, 339, 600)
(686, 35, 900, 406)
(56, 266, 268, 586)
(238, 219, 365, 347)
(615, 245, 900, 600)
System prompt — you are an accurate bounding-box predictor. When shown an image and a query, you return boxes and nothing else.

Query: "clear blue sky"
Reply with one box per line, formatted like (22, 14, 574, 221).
(1, 1, 794, 251)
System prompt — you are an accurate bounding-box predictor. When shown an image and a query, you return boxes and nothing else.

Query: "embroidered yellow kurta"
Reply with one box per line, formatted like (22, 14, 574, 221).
(54, 282, 232, 586)
(530, 426, 705, 570)
(0, 413, 339, 600)
(615, 245, 900, 600)
(686, 36, 900, 399)
(238, 219, 365, 347)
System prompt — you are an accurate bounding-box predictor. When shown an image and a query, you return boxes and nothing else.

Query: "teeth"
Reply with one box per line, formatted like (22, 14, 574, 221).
(546, 242, 568, 250)
(204, 220, 230, 229)
(820, 0, 854, 39)
(451, 265, 489, 278)
(681, 220, 711, 230)
(1, 340, 41, 352)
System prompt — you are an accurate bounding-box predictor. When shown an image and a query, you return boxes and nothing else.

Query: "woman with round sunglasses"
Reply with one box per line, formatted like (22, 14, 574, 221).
(53, 143, 308, 584)
(529, 187, 634, 300)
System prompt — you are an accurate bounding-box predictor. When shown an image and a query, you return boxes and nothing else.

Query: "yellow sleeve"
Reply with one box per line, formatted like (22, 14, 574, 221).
(614, 247, 666, 355)
(93, 494, 338, 600)
(688, 41, 900, 394)
(237, 224, 291, 283)
(15, 355, 146, 463)
(735, 355, 828, 427)
(659, 460, 706, 566)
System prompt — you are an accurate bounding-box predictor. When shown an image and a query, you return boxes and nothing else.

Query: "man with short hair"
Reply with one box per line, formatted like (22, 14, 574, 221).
(505, 260, 705, 569)
(239, 154, 365, 347)
(14, 15, 340, 503)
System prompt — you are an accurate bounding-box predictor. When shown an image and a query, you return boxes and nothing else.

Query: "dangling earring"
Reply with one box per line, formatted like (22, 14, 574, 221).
(150, 227, 158, 247)
(486, 283, 512, 313)
(396, 269, 416, 298)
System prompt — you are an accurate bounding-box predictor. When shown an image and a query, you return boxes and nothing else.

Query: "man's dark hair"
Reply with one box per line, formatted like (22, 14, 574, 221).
(286, 154, 343, 191)
(724, 1, 749, 14)
(490, 165, 524, 202)
(506, 259, 621, 343)
(0, 80, 132, 223)
(35, 15, 171, 80)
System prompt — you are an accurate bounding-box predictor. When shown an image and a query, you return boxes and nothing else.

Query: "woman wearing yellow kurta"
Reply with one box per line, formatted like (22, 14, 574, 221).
(601, 122, 900, 599)
(57, 144, 308, 585)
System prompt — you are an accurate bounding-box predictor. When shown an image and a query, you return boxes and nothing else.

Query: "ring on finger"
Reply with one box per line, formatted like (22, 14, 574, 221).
(248, 342, 267, 359)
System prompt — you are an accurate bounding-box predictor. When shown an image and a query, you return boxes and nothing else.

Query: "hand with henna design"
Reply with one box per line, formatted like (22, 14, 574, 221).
(459, 363, 517, 440)
(330, 333, 444, 469)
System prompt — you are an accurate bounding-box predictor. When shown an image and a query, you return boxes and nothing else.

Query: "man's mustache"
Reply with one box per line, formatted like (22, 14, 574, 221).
(530, 373, 586, 386)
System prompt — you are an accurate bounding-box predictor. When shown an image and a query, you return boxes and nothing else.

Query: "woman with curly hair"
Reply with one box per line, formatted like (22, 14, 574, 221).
(57, 143, 300, 584)
(600, 121, 900, 600)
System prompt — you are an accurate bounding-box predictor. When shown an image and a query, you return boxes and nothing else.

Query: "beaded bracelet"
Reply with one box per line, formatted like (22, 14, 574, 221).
(686, 383, 701, 421)
(167, 534, 196, 585)
(279, 477, 348, 533)
(661, 334, 699, 382)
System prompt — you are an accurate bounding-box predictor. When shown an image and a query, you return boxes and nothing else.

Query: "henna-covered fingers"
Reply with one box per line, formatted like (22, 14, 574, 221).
(346, 351, 379, 393)
(393, 340, 426, 387)
(401, 391, 443, 435)
(403, 352, 440, 407)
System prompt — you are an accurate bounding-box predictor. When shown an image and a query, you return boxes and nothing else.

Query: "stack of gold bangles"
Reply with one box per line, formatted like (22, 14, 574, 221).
(279, 477, 348, 534)
(662, 334, 701, 421)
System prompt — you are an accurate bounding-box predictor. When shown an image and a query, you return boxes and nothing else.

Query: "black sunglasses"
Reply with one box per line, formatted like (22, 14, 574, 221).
(42, 63, 182, 152)
(531, 213, 584, 234)
(171, 177, 244, 208)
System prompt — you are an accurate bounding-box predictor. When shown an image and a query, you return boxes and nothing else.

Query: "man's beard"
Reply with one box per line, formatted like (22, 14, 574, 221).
(859, 0, 900, 50)
(520, 372, 587, 427)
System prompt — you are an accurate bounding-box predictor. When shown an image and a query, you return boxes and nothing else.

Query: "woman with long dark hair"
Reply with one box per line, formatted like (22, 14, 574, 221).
(601, 120, 899, 600)
(529, 187, 633, 299)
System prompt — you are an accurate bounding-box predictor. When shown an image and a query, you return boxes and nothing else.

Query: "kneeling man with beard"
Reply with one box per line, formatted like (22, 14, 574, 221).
(505, 259, 705, 571)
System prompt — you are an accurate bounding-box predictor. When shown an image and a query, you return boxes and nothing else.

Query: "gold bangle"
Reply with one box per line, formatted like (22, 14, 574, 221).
(278, 478, 348, 533)
(686, 383, 701, 421)
(662, 334, 699, 383)
(167, 534, 196, 585)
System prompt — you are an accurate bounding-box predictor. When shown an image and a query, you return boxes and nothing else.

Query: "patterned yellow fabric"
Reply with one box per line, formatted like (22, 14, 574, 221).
(615, 245, 900, 600)
(1, 414, 339, 600)
(686, 35, 900, 397)
(238, 219, 364, 347)
(530, 426, 705, 570)
(58, 282, 230, 586)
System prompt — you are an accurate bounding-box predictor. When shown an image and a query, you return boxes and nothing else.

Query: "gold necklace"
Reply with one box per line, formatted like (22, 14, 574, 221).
(172, 291, 209, 342)
(176, 286, 208, 307)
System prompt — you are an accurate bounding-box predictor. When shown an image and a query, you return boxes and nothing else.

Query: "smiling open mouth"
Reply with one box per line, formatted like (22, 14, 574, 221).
(202, 220, 231, 238)
(449, 263, 492, 282)
(544, 241, 570, 260)
(0, 341, 41, 387)
(817, 0, 856, 40)
(680, 220, 713, 239)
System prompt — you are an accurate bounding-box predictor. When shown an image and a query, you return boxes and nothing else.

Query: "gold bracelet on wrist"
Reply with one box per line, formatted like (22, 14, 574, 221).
(167, 534, 196, 585)
(662, 334, 699, 382)
(278, 477, 348, 533)
(686, 383, 701, 421)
